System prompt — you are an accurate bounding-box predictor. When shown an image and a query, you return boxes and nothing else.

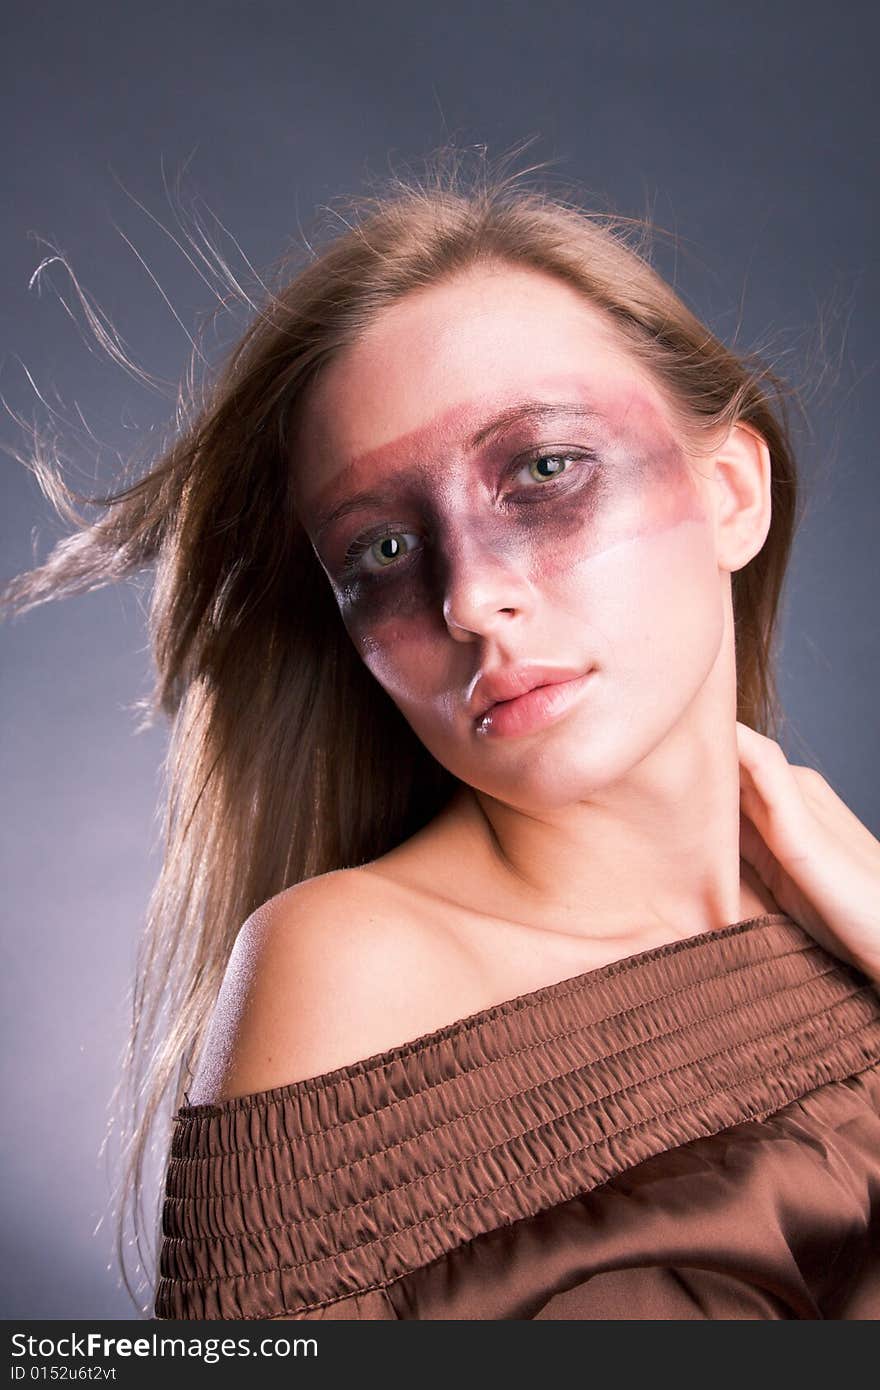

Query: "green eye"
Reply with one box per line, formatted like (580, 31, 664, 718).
(341, 529, 421, 579)
(524, 452, 579, 483)
(369, 534, 411, 567)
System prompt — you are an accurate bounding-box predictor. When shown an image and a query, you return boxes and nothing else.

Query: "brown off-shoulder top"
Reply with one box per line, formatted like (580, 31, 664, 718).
(154, 912, 880, 1320)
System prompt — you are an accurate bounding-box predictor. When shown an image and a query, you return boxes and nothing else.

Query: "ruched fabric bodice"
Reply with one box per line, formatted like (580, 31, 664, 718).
(154, 913, 880, 1320)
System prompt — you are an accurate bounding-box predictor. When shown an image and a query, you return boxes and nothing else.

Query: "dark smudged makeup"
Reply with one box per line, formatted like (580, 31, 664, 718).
(335, 438, 600, 585)
(296, 385, 700, 646)
(310, 401, 605, 536)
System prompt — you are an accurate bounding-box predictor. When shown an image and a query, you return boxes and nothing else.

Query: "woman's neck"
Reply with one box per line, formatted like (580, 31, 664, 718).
(429, 709, 780, 942)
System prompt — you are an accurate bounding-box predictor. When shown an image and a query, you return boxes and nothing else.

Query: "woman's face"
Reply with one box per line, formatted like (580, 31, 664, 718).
(291, 263, 728, 809)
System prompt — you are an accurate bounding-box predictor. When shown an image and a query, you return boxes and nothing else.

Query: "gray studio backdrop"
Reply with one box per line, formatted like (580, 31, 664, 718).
(2, 1, 877, 1318)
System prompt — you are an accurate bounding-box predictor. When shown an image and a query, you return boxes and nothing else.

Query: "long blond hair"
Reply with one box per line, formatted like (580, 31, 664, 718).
(1, 143, 805, 1313)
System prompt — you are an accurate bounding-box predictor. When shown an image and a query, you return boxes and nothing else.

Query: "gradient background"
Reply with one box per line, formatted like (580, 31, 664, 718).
(2, 0, 877, 1319)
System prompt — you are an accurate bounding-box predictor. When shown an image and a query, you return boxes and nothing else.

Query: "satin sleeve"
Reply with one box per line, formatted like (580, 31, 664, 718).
(152, 1087, 407, 1320)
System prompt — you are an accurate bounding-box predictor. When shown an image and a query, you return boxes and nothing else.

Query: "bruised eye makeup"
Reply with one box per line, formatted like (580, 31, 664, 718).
(335, 445, 599, 583)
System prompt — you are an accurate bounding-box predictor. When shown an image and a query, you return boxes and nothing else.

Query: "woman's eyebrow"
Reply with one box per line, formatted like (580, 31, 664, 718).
(309, 399, 606, 539)
(468, 398, 605, 449)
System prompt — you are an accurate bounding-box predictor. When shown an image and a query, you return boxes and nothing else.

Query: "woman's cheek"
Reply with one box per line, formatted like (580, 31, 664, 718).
(338, 583, 445, 701)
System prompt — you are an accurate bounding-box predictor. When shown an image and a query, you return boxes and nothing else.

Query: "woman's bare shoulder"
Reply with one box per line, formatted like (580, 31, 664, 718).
(185, 865, 479, 1107)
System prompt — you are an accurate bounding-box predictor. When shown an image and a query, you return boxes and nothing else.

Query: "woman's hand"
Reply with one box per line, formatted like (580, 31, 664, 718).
(737, 720, 880, 986)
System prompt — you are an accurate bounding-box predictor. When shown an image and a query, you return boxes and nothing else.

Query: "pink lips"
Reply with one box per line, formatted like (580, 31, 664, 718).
(473, 666, 596, 739)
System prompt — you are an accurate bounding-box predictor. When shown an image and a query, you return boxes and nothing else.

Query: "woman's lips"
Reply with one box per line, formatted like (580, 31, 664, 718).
(475, 668, 596, 739)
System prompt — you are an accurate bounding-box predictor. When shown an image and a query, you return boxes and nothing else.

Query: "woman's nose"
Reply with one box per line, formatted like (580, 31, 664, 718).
(440, 528, 534, 640)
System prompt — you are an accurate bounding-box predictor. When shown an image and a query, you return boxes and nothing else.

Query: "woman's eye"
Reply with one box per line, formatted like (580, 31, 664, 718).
(341, 530, 420, 578)
(516, 450, 592, 486)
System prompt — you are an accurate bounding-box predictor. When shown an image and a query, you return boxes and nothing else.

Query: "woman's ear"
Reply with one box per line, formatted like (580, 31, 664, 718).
(709, 421, 772, 573)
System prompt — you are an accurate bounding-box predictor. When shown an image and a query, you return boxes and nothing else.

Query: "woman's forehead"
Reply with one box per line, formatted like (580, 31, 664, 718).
(297, 267, 637, 436)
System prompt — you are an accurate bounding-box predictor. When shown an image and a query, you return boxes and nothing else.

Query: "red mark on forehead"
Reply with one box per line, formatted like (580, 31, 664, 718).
(296, 371, 671, 541)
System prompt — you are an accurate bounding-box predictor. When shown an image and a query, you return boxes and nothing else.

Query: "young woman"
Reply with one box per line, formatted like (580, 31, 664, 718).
(5, 151, 879, 1320)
